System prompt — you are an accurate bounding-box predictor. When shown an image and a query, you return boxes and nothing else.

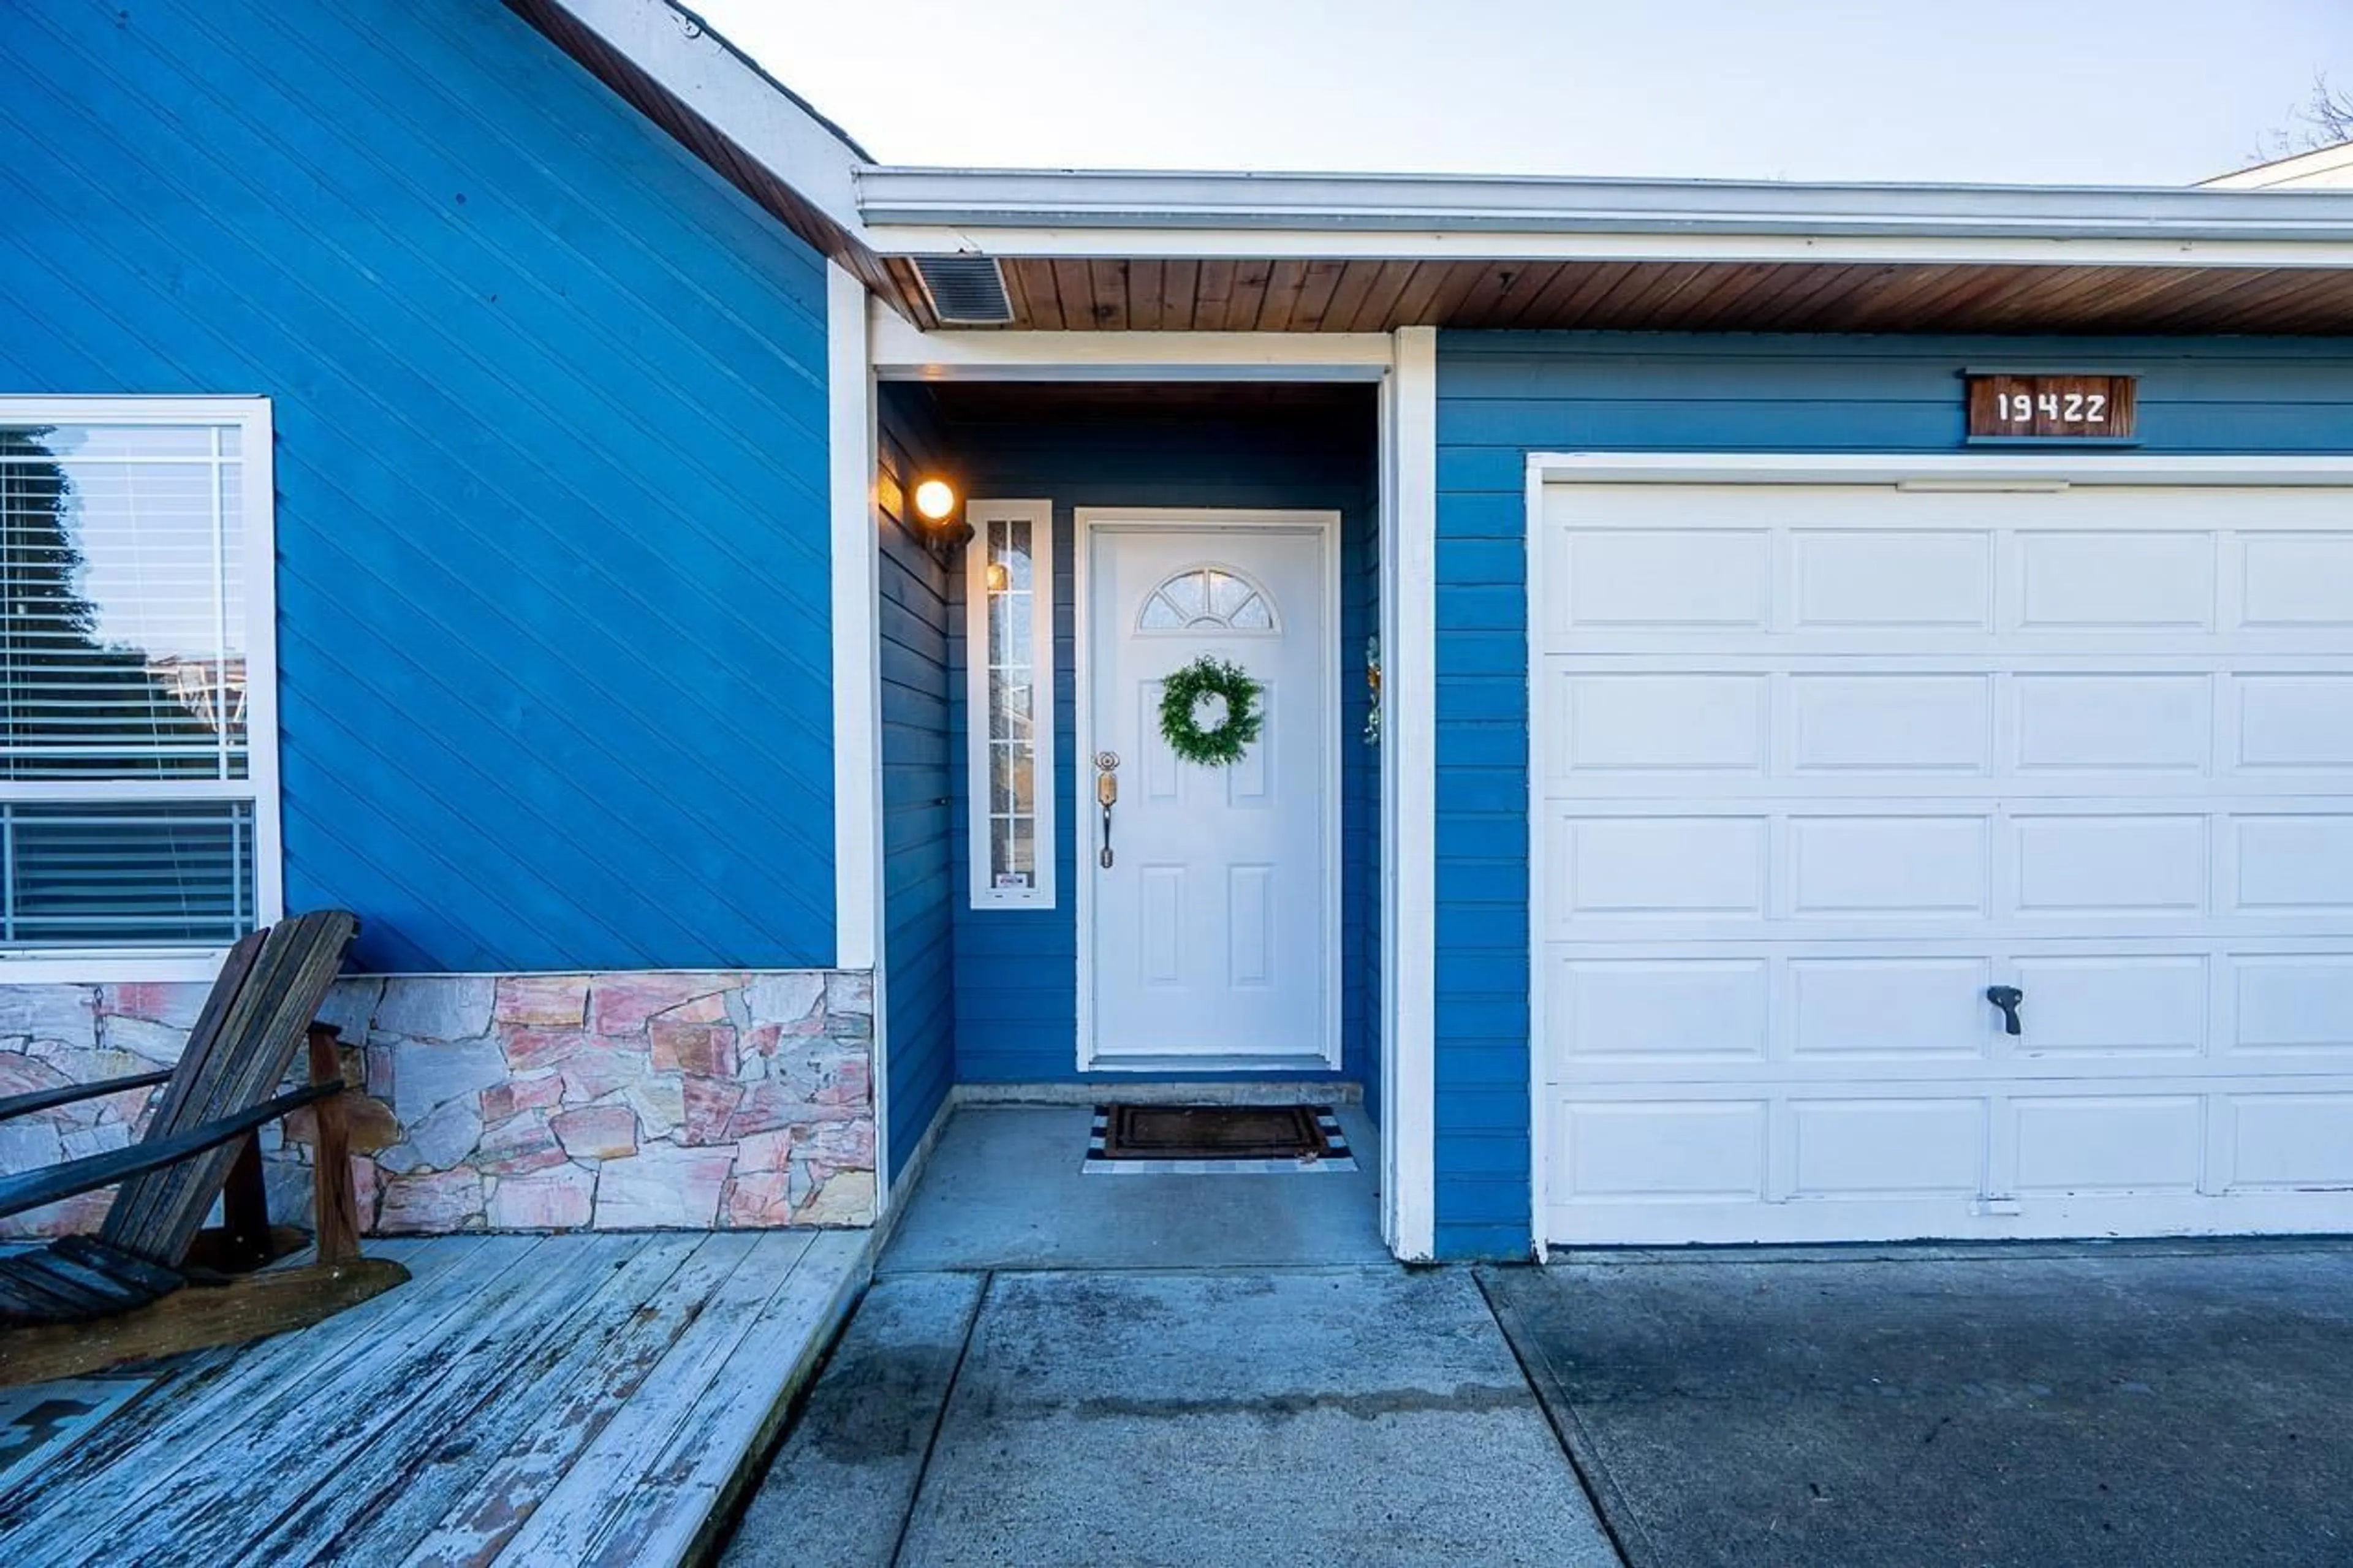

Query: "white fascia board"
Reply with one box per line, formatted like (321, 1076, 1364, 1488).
(869, 305, 1392, 379)
(857, 167, 2353, 266)
(554, 0, 871, 243)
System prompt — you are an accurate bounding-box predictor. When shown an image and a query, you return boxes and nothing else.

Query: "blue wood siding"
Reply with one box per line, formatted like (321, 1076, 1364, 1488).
(0, 0, 836, 972)
(915, 394, 1382, 1092)
(1433, 331, 2353, 1260)
(878, 387, 956, 1177)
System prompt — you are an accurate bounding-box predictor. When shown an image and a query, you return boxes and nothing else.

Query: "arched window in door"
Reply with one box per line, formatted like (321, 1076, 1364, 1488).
(1137, 565, 1278, 632)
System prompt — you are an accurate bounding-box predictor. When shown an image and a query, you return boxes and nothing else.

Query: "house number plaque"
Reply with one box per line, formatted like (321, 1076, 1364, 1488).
(1965, 373, 2137, 441)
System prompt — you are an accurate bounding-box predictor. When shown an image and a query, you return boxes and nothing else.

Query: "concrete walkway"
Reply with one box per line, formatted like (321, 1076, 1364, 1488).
(1483, 1241, 2353, 1568)
(720, 1107, 1618, 1568)
(723, 1266, 1620, 1568)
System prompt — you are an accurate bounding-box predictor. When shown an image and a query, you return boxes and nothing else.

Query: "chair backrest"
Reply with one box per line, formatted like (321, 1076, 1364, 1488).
(101, 911, 359, 1265)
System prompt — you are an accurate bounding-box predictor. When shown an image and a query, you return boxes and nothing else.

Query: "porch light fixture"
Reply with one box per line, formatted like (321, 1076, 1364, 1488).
(912, 477, 972, 564)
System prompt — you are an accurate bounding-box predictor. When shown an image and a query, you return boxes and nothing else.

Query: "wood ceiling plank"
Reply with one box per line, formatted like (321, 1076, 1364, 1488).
(2127, 267, 2305, 332)
(1194, 260, 1237, 330)
(1224, 260, 1276, 330)
(1053, 259, 1097, 331)
(1161, 257, 1200, 330)
(1317, 259, 1384, 332)
(1347, 259, 1425, 330)
(1011, 259, 1063, 330)
(1288, 259, 1351, 333)
(1255, 260, 1314, 332)
(1088, 259, 1131, 329)
(996, 257, 1040, 330)
(1385, 260, 1460, 326)
(1662, 262, 1823, 331)
(1127, 259, 1165, 331)
(1449, 262, 1565, 328)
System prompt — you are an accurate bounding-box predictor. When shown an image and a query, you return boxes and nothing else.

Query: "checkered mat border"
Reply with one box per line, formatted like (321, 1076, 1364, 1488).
(1082, 1105, 1358, 1175)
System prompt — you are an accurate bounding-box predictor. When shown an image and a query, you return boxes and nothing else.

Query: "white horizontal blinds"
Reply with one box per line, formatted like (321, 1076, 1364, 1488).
(985, 513, 1039, 892)
(0, 424, 247, 779)
(1, 418, 257, 950)
(1, 801, 254, 946)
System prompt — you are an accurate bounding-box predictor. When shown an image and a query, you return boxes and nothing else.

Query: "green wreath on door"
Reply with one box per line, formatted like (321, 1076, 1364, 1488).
(1158, 655, 1264, 767)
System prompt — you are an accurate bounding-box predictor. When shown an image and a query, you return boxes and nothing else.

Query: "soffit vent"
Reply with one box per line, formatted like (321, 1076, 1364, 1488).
(912, 256, 1016, 325)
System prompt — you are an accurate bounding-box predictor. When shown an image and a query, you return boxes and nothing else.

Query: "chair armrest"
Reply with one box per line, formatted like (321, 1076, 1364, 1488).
(0, 1080, 344, 1222)
(0, 1070, 175, 1125)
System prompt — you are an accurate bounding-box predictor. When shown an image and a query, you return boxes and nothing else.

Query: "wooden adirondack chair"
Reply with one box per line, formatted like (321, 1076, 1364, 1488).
(0, 911, 408, 1386)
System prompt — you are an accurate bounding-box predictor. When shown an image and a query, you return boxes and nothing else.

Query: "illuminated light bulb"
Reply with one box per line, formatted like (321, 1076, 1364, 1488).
(913, 479, 957, 523)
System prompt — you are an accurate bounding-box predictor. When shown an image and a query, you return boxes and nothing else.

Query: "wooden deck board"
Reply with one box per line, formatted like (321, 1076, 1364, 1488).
(0, 1230, 868, 1568)
(0, 1233, 517, 1551)
(490, 1231, 809, 1566)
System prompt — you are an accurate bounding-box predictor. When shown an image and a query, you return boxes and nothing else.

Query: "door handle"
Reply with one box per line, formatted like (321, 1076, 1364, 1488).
(1985, 985, 2025, 1037)
(1094, 751, 1120, 868)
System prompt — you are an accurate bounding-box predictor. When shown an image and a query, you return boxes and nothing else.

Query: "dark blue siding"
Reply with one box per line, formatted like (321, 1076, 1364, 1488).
(922, 395, 1382, 1091)
(1433, 331, 2353, 1260)
(879, 387, 956, 1178)
(0, 0, 834, 972)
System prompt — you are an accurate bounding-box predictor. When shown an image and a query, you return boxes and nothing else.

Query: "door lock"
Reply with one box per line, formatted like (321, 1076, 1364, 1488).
(1985, 985, 2025, 1037)
(1094, 752, 1120, 868)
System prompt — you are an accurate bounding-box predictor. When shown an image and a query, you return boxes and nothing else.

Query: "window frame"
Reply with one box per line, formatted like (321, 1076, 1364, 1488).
(0, 395, 282, 982)
(963, 498, 1057, 911)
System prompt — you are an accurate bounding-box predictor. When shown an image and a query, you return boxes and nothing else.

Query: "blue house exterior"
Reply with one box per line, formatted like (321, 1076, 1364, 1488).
(7, 0, 2353, 1260)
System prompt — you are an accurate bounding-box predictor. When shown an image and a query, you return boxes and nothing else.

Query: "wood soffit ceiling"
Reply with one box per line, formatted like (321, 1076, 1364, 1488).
(509, 2, 2351, 340)
(884, 256, 2353, 336)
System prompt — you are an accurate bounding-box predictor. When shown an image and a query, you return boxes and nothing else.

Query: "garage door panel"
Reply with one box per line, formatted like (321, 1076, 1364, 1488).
(1790, 529, 1992, 629)
(2017, 531, 2216, 631)
(1790, 674, 1991, 773)
(2012, 814, 2209, 917)
(1556, 814, 1767, 918)
(2230, 955, 2353, 1054)
(2238, 533, 2353, 629)
(1555, 1100, 1767, 1202)
(1789, 956, 1993, 1059)
(2012, 1096, 2204, 1195)
(1555, 528, 1770, 634)
(1551, 958, 1768, 1062)
(2231, 816, 2353, 913)
(1790, 815, 1989, 917)
(2232, 675, 2353, 771)
(2220, 1094, 2353, 1189)
(2013, 673, 2212, 773)
(1558, 672, 1767, 775)
(1538, 479, 2353, 1247)
(1790, 1099, 1985, 1198)
(2008, 955, 2207, 1056)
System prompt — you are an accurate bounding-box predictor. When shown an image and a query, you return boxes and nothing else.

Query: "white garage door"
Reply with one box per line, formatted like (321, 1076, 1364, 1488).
(1533, 469, 2353, 1246)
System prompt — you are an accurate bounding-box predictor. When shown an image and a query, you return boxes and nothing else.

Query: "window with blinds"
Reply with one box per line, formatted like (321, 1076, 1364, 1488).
(1, 406, 275, 958)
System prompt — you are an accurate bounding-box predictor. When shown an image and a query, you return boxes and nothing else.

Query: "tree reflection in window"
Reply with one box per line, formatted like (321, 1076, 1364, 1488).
(1137, 566, 1276, 632)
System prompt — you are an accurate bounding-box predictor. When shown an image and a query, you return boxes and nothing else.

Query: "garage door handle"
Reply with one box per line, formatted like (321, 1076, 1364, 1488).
(1985, 986, 2025, 1036)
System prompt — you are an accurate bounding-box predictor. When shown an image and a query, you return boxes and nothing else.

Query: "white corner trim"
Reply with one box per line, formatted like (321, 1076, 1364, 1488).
(547, 0, 868, 244)
(1527, 452, 2353, 487)
(829, 262, 882, 975)
(965, 499, 1058, 911)
(870, 308, 1393, 381)
(1521, 455, 1549, 1265)
(1385, 326, 1439, 1263)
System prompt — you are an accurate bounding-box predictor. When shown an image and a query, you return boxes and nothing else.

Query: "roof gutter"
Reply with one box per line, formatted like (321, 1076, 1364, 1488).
(855, 167, 2353, 264)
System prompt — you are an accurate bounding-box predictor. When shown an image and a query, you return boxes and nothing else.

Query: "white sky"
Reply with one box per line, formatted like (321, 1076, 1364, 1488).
(690, 0, 2352, 186)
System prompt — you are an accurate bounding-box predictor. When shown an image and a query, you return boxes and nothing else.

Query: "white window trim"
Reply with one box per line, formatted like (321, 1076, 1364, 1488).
(0, 395, 281, 984)
(965, 498, 1058, 910)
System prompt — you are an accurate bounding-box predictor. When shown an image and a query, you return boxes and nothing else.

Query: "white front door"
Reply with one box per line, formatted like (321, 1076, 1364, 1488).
(1082, 516, 1337, 1068)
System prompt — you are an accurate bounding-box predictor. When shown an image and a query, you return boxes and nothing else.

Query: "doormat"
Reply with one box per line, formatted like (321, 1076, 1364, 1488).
(1083, 1104, 1356, 1175)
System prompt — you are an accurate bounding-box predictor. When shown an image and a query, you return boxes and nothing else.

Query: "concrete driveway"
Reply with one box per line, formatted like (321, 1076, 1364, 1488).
(1481, 1241, 2353, 1568)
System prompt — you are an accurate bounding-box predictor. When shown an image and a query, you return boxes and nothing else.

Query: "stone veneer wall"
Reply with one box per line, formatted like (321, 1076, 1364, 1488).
(0, 971, 874, 1239)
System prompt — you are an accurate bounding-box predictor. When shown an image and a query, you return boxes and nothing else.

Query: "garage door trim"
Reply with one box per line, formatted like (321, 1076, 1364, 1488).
(1523, 451, 2353, 1260)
